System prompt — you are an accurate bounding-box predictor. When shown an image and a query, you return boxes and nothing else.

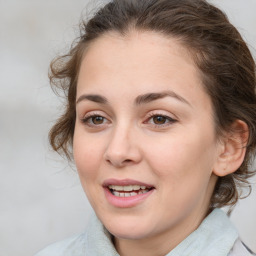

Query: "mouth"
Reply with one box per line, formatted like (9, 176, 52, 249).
(108, 184, 154, 197)
(103, 179, 155, 207)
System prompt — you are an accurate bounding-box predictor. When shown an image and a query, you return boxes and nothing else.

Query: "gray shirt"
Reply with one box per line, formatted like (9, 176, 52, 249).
(35, 209, 255, 256)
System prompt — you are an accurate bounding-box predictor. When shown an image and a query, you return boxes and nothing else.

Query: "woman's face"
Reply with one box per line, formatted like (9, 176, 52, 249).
(74, 31, 221, 244)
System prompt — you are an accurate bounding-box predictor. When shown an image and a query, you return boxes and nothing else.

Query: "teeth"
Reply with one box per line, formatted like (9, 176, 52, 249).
(108, 185, 147, 192)
(108, 184, 152, 197)
(113, 191, 119, 197)
(110, 188, 150, 197)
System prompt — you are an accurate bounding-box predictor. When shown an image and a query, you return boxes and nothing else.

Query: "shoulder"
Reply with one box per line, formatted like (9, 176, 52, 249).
(228, 239, 256, 256)
(34, 214, 118, 256)
(34, 232, 87, 256)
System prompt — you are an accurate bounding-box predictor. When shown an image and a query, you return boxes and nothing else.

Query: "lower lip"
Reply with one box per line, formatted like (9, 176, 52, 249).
(103, 188, 155, 208)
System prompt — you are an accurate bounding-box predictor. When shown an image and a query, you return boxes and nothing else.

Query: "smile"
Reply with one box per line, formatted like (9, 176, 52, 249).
(103, 179, 155, 208)
(108, 185, 151, 197)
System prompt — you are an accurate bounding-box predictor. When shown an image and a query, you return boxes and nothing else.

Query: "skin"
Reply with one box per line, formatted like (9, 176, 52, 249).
(73, 31, 244, 256)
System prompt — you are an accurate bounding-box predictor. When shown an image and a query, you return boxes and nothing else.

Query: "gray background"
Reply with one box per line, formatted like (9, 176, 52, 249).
(0, 1, 255, 255)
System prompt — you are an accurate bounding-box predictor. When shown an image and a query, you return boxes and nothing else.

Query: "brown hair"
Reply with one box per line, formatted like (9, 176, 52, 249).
(49, 0, 256, 208)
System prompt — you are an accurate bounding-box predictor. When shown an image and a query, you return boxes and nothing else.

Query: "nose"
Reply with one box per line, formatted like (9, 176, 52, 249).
(103, 125, 142, 168)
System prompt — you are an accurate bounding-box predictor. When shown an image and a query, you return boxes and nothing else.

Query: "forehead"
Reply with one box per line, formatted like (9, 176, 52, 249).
(81, 31, 195, 76)
(77, 31, 211, 110)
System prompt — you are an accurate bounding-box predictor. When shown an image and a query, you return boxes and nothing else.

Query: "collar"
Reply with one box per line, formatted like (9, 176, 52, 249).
(85, 209, 238, 256)
(166, 209, 238, 256)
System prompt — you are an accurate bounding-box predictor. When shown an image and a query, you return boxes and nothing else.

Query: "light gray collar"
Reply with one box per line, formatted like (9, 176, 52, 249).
(85, 209, 238, 256)
(166, 209, 238, 256)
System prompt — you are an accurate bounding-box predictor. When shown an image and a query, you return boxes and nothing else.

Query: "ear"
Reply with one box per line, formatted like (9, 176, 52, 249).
(213, 120, 249, 177)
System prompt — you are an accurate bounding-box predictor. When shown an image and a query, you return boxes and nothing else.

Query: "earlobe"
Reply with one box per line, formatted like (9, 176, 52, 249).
(213, 120, 249, 177)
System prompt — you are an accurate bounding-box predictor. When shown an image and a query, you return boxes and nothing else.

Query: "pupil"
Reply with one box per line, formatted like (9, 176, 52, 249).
(93, 116, 104, 124)
(153, 116, 166, 124)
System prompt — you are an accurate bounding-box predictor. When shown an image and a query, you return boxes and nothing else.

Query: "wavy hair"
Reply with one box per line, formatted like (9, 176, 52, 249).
(49, 0, 256, 208)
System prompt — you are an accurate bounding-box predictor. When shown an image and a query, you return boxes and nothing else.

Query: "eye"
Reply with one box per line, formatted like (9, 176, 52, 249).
(81, 114, 109, 127)
(152, 115, 169, 125)
(90, 116, 105, 125)
(145, 113, 177, 128)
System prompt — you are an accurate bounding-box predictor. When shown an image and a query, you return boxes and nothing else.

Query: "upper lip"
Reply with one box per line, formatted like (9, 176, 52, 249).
(103, 178, 154, 188)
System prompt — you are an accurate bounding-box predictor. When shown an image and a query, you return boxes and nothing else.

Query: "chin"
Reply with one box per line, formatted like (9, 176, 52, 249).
(108, 226, 152, 240)
(100, 213, 154, 240)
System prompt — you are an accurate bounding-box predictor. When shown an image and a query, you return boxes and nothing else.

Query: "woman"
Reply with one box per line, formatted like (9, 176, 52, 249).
(36, 0, 256, 255)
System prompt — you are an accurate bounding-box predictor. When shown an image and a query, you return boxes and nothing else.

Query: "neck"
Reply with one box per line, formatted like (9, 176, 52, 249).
(114, 206, 210, 256)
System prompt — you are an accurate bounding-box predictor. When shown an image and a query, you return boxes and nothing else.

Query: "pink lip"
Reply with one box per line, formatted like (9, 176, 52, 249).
(103, 178, 154, 187)
(103, 179, 155, 208)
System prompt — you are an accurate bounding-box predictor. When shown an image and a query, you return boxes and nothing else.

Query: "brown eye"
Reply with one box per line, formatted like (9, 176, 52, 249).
(91, 116, 105, 124)
(81, 114, 109, 127)
(146, 114, 177, 128)
(152, 116, 168, 124)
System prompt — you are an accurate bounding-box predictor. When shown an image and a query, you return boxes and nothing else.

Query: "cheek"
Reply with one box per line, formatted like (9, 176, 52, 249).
(73, 130, 103, 180)
(145, 133, 217, 214)
(144, 129, 217, 180)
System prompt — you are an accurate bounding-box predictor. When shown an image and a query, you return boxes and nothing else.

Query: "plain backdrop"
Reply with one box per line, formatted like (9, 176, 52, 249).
(0, 1, 256, 255)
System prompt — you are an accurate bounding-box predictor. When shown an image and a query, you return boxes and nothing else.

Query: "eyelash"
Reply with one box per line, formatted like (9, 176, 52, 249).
(81, 113, 110, 128)
(80, 112, 177, 129)
(144, 112, 177, 128)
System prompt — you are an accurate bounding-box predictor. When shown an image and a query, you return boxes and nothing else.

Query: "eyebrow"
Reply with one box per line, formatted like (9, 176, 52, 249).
(76, 90, 191, 107)
(135, 90, 191, 107)
(76, 94, 108, 104)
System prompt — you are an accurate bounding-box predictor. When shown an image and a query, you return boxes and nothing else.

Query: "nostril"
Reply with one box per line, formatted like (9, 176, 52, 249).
(105, 158, 133, 167)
